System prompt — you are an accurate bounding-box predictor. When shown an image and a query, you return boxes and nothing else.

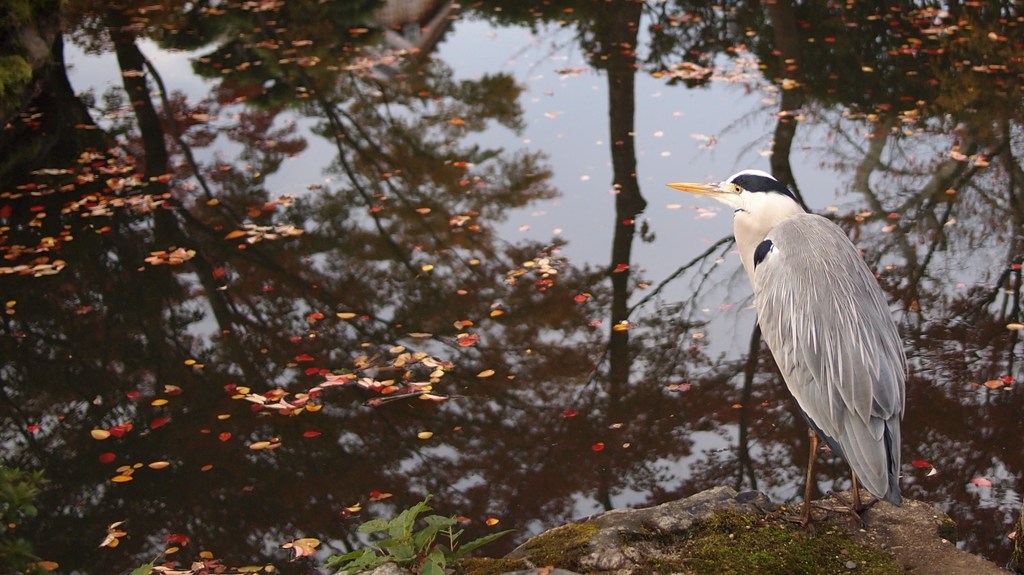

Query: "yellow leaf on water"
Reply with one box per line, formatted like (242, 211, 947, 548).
(224, 229, 248, 240)
(91, 429, 111, 440)
(417, 431, 433, 439)
(111, 475, 133, 483)
(282, 538, 320, 559)
(1007, 323, 1024, 331)
(148, 461, 170, 469)
(477, 370, 495, 378)
(151, 398, 168, 406)
(337, 312, 356, 319)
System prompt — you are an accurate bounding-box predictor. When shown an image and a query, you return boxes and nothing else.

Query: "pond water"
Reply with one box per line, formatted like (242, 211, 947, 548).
(2, 1, 1023, 573)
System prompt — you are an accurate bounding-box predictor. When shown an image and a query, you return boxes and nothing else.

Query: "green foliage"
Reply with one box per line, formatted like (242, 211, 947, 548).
(0, 55, 31, 98)
(326, 496, 513, 575)
(0, 466, 46, 573)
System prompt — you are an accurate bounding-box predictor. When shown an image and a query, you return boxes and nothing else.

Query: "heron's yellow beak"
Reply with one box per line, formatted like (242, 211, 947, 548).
(667, 180, 743, 209)
(666, 181, 725, 196)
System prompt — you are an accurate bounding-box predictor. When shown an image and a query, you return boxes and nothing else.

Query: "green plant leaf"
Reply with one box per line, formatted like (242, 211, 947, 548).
(128, 564, 154, 575)
(423, 514, 457, 527)
(357, 518, 391, 534)
(419, 549, 446, 575)
(452, 529, 515, 559)
(386, 541, 417, 563)
(411, 524, 444, 551)
(325, 548, 384, 574)
(389, 496, 432, 540)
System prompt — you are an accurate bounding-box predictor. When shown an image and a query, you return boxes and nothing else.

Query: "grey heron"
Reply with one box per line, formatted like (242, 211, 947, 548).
(668, 169, 905, 524)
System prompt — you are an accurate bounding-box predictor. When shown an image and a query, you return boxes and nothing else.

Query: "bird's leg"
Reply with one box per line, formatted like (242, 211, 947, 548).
(800, 428, 818, 525)
(784, 428, 818, 526)
(849, 472, 880, 513)
(851, 472, 863, 511)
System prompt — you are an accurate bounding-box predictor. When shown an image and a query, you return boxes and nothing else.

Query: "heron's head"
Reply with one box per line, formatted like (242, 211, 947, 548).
(666, 169, 798, 213)
(668, 169, 803, 278)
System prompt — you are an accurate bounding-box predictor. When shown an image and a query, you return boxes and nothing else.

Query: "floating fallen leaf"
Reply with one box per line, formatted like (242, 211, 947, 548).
(485, 517, 500, 526)
(337, 312, 357, 319)
(282, 538, 320, 560)
(970, 477, 992, 488)
(477, 369, 495, 378)
(302, 430, 321, 438)
(151, 398, 168, 406)
(99, 521, 127, 548)
(91, 429, 111, 440)
(417, 431, 434, 440)
(1007, 323, 1024, 331)
(911, 459, 930, 468)
(983, 379, 1006, 389)
(111, 475, 133, 483)
(249, 441, 273, 450)
(591, 442, 605, 452)
(148, 461, 170, 469)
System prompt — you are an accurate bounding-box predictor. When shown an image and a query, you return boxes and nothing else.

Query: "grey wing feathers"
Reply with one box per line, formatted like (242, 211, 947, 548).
(753, 214, 905, 504)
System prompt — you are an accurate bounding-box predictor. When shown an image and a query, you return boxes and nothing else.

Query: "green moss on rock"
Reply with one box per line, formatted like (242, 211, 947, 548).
(678, 508, 901, 575)
(510, 522, 599, 571)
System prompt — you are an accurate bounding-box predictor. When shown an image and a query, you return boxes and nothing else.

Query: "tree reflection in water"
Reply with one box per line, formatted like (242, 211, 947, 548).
(0, 1, 1022, 573)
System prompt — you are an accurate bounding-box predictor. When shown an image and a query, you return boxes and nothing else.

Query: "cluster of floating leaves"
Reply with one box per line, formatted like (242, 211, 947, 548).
(234, 346, 454, 418)
(100, 520, 274, 573)
(223, 222, 304, 244)
(505, 249, 566, 292)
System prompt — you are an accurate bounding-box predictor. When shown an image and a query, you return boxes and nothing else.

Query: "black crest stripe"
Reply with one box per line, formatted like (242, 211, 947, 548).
(731, 173, 796, 200)
(753, 239, 773, 269)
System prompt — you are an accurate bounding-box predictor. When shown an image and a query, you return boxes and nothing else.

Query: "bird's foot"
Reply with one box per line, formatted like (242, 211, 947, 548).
(819, 490, 878, 527)
(781, 500, 816, 528)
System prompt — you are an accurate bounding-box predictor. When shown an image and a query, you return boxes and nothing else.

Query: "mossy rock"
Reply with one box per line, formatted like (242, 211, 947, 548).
(672, 508, 900, 575)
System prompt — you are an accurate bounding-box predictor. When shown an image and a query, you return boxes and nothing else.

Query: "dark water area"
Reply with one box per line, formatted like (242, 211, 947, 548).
(1, 1, 1023, 573)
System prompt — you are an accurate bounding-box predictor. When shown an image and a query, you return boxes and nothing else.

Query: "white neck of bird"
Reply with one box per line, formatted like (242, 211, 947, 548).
(733, 191, 805, 279)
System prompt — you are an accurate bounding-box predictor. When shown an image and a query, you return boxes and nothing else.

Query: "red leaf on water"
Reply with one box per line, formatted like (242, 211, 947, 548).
(302, 430, 321, 438)
(166, 533, 190, 545)
(304, 367, 321, 375)
(218, 432, 232, 442)
(591, 442, 605, 452)
(150, 416, 170, 430)
(456, 333, 479, 347)
(294, 353, 315, 362)
(126, 390, 141, 399)
(561, 409, 578, 418)
(109, 423, 133, 437)
(98, 452, 116, 463)
(970, 477, 992, 487)
(26, 424, 40, 433)
(912, 459, 930, 468)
